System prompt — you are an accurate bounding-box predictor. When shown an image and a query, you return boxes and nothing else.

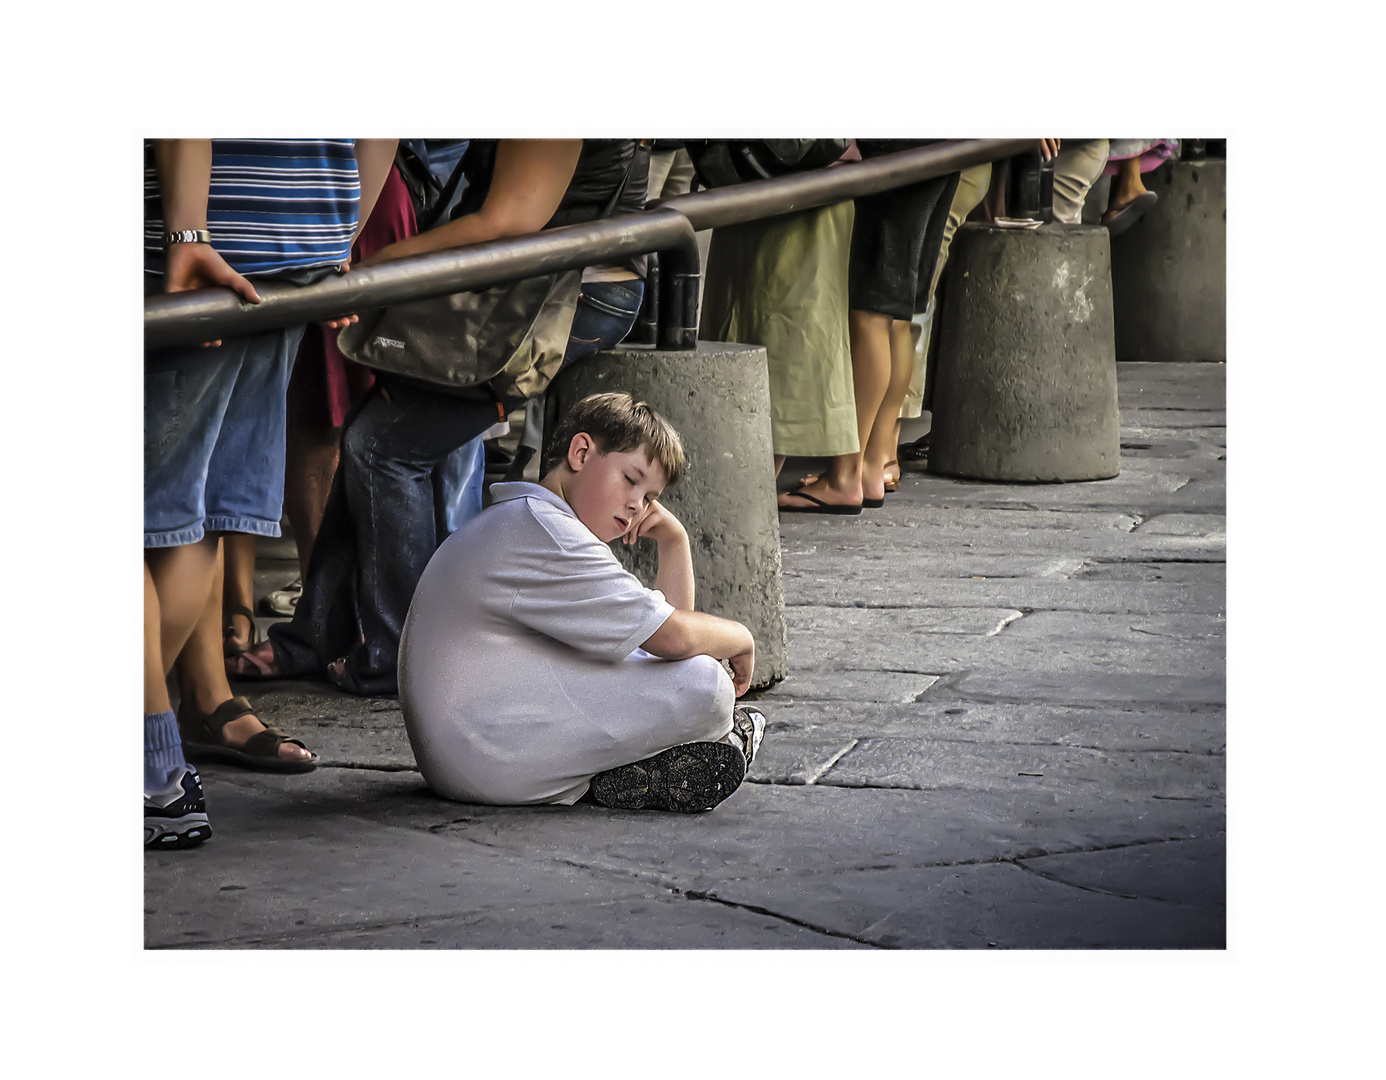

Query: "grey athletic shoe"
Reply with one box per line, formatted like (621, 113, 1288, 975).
(731, 705, 766, 767)
(588, 741, 747, 813)
(144, 765, 212, 850)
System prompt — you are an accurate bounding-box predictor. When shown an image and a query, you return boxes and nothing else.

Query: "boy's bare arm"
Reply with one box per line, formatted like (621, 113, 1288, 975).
(621, 499, 693, 610)
(641, 610, 756, 697)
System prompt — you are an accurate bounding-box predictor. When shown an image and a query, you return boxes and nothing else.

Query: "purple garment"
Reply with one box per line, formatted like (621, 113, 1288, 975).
(1103, 139, 1179, 176)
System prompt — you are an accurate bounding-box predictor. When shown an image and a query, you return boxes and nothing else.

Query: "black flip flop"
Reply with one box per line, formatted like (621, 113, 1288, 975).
(1102, 190, 1158, 237)
(778, 489, 863, 516)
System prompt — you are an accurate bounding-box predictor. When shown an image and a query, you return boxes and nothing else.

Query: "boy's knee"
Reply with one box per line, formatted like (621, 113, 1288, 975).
(685, 654, 735, 741)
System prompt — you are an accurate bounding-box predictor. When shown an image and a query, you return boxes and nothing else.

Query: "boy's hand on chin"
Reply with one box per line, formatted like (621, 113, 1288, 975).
(622, 499, 687, 547)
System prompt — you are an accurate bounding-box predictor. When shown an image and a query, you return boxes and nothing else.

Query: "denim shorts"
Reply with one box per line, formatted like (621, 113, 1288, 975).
(144, 324, 305, 548)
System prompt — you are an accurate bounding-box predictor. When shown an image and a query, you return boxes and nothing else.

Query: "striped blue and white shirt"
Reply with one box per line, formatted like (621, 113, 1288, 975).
(144, 139, 360, 278)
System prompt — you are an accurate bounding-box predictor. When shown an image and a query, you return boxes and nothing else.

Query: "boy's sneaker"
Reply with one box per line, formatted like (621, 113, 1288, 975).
(259, 578, 301, 617)
(588, 741, 747, 813)
(144, 765, 212, 850)
(730, 705, 766, 767)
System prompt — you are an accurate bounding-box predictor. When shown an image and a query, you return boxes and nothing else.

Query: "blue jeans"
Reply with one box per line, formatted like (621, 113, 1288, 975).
(268, 379, 500, 694)
(562, 279, 645, 367)
(270, 277, 645, 695)
(432, 432, 487, 537)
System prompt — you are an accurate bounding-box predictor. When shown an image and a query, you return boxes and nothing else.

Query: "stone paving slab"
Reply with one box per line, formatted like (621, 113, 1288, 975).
(420, 784, 1222, 949)
(866, 472, 1224, 516)
(150, 749, 1223, 949)
(1116, 362, 1226, 410)
(758, 700, 1226, 754)
(817, 736, 1225, 801)
(209, 896, 868, 950)
(848, 855, 1225, 949)
(783, 606, 1023, 672)
(145, 782, 654, 948)
(779, 548, 1087, 578)
(758, 669, 940, 703)
(782, 568, 1226, 616)
(784, 607, 1224, 704)
(747, 734, 860, 785)
(1022, 836, 1226, 908)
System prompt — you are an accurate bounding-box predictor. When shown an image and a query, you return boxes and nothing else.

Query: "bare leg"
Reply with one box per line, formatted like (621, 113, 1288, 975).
(144, 563, 173, 714)
(1107, 157, 1148, 212)
(848, 309, 895, 502)
(146, 539, 221, 689)
(777, 308, 892, 509)
(885, 420, 902, 488)
(858, 319, 914, 495)
(175, 540, 312, 763)
(285, 424, 341, 581)
(221, 533, 258, 650)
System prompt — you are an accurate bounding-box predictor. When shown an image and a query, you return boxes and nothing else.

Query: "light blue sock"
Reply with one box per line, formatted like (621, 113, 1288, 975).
(144, 710, 186, 795)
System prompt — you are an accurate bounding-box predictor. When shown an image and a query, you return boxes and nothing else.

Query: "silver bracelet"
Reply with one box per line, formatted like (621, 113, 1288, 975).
(164, 229, 212, 246)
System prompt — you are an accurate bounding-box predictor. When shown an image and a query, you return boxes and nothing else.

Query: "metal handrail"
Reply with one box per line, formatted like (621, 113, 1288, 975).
(144, 138, 1036, 351)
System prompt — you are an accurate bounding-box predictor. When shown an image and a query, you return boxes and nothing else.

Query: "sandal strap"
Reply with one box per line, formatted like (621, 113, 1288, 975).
(223, 603, 261, 647)
(198, 695, 255, 736)
(240, 729, 308, 756)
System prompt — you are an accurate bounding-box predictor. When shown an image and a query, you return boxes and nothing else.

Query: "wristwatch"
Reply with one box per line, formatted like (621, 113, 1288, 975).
(164, 229, 212, 246)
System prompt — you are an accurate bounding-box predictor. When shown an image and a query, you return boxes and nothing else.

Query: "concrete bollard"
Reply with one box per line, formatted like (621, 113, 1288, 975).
(544, 342, 788, 690)
(928, 221, 1120, 482)
(1110, 158, 1226, 362)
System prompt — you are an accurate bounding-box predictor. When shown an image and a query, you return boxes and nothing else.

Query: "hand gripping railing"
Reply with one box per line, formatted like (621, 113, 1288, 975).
(143, 138, 1037, 353)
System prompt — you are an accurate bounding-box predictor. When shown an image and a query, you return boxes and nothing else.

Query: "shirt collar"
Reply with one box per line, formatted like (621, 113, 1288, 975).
(488, 481, 573, 515)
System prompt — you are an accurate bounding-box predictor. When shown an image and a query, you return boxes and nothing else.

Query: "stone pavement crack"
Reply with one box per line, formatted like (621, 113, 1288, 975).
(319, 761, 421, 773)
(796, 738, 859, 785)
(815, 835, 1203, 877)
(1010, 856, 1151, 901)
(678, 889, 893, 949)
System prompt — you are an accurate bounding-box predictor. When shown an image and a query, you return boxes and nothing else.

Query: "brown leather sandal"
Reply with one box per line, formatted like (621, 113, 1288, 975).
(222, 604, 261, 659)
(883, 458, 900, 493)
(178, 695, 318, 773)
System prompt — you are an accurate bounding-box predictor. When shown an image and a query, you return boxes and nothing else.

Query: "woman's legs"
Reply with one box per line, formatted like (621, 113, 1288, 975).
(776, 308, 897, 508)
(861, 318, 915, 497)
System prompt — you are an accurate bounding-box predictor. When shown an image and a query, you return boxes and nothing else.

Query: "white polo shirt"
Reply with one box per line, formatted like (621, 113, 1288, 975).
(399, 482, 731, 805)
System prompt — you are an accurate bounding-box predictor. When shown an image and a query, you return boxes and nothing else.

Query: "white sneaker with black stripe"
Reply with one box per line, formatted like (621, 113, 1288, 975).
(260, 578, 301, 617)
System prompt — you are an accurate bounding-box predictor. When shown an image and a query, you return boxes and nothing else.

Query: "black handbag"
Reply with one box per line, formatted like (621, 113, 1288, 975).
(337, 145, 634, 402)
(685, 139, 850, 189)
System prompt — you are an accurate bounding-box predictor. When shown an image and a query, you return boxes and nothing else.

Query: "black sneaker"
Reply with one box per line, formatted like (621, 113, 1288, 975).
(588, 741, 747, 813)
(144, 765, 212, 850)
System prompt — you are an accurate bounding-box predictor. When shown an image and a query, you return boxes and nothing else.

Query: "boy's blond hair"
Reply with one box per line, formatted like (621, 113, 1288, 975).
(540, 392, 685, 487)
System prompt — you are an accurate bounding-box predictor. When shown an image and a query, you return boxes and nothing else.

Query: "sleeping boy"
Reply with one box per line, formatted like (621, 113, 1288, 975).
(399, 392, 766, 811)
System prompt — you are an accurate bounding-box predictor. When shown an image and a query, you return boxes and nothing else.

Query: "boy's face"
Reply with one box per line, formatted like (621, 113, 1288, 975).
(565, 436, 668, 542)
